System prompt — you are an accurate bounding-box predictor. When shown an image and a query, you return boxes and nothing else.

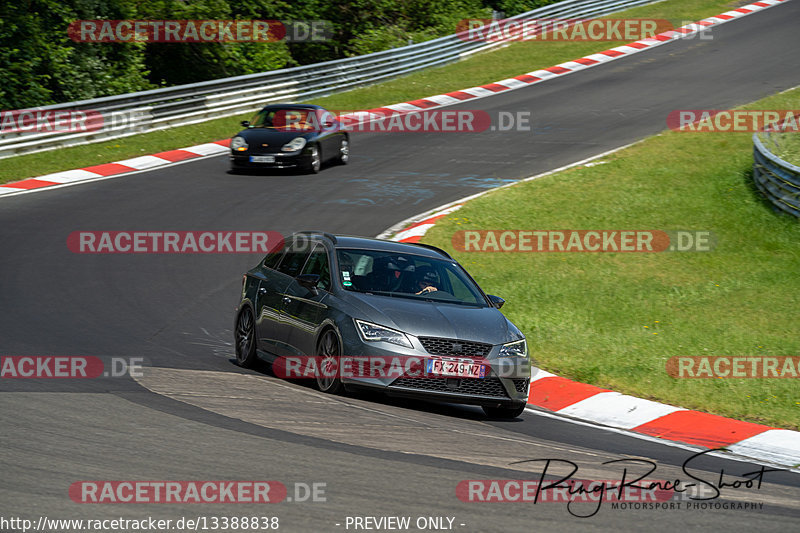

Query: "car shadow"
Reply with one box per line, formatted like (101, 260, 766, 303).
(227, 161, 339, 176)
(225, 357, 514, 421)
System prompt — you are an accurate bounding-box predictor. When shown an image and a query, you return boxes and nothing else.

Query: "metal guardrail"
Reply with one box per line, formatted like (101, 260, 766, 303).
(0, 0, 658, 159)
(753, 132, 800, 217)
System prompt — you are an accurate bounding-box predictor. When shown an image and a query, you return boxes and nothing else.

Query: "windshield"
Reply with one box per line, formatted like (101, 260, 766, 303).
(336, 249, 488, 307)
(249, 108, 318, 131)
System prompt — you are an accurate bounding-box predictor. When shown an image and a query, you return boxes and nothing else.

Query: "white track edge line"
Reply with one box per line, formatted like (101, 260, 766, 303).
(525, 407, 800, 473)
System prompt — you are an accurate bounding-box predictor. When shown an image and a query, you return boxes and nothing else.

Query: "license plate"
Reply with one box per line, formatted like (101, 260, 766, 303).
(250, 155, 275, 163)
(426, 359, 485, 379)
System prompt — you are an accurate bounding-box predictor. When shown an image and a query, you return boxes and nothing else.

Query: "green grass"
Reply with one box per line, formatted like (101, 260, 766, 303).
(0, 0, 745, 184)
(759, 130, 800, 166)
(421, 87, 800, 430)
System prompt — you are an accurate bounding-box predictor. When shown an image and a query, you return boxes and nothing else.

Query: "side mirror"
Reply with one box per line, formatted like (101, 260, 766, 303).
(241, 120, 250, 128)
(487, 294, 505, 309)
(322, 119, 335, 128)
(296, 273, 321, 294)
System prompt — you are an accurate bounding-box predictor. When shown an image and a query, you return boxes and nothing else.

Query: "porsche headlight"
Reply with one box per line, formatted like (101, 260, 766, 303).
(355, 319, 412, 349)
(282, 137, 307, 152)
(499, 339, 527, 358)
(231, 136, 248, 151)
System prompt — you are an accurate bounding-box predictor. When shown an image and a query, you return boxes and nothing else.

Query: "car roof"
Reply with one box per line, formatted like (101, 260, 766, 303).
(292, 232, 451, 260)
(260, 104, 325, 111)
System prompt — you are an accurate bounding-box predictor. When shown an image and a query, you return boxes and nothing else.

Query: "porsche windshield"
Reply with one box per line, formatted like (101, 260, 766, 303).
(250, 108, 317, 131)
(336, 249, 488, 307)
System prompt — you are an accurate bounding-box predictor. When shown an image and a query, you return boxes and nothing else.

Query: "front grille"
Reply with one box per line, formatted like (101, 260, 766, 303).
(512, 378, 530, 393)
(418, 337, 492, 357)
(390, 377, 509, 398)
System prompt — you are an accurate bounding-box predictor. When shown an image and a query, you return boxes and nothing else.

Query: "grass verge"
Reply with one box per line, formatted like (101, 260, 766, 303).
(421, 87, 800, 430)
(0, 0, 746, 184)
(758, 130, 800, 165)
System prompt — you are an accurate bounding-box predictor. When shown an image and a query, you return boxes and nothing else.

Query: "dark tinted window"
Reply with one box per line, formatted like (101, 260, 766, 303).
(301, 244, 331, 291)
(276, 240, 312, 277)
(335, 249, 487, 306)
(263, 249, 284, 269)
(250, 108, 316, 131)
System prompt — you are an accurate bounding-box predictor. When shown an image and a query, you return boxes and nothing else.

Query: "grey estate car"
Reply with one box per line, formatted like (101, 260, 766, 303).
(234, 231, 531, 418)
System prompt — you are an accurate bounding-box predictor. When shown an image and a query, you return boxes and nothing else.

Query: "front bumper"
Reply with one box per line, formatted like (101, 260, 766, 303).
(383, 374, 529, 409)
(339, 333, 531, 407)
(229, 151, 309, 169)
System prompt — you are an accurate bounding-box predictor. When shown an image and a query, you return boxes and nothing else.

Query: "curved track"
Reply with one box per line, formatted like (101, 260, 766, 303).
(2, 3, 800, 530)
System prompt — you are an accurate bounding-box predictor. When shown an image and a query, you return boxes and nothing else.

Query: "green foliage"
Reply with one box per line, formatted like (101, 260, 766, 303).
(492, 0, 559, 17)
(0, 0, 686, 108)
(342, 0, 492, 56)
(135, 0, 294, 86)
(0, 0, 501, 107)
(0, 0, 152, 109)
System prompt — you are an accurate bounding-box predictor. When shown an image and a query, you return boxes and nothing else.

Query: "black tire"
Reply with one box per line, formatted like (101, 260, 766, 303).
(234, 307, 258, 368)
(336, 138, 349, 165)
(315, 329, 343, 394)
(304, 145, 321, 174)
(482, 404, 526, 419)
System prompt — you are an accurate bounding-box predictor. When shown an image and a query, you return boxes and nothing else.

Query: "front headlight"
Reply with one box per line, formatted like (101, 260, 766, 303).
(498, 339, 527, 358)
(355, 319, 413, 349)
(231, 136, 248, 151)
(281, 137, 307, 152)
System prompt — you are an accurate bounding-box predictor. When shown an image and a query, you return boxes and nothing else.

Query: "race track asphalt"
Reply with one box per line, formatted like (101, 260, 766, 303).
(1, 2, 799, 530)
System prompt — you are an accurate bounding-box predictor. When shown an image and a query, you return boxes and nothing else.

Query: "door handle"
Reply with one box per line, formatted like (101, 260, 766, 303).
(283, 297, 291, 304)
(258, 288, 267, 295)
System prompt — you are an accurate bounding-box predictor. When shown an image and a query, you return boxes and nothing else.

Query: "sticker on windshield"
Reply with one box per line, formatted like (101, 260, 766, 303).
(342, 271, 351, 280)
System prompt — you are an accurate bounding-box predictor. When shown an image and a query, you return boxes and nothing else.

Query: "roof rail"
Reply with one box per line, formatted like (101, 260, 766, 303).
(295, 230, 338, 244)
(410, 242, 452, 259)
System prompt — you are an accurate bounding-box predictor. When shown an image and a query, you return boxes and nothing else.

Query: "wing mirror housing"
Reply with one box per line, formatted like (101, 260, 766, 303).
(241, 120, 250, 128)
(296, 273, 321, 295)
(487, 294, 505, 309)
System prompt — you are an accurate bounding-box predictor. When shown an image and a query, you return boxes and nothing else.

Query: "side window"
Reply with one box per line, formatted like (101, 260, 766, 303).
(276, 241, 312, 277)
(446, 269, 474, 301)
(301, 244, 331, 291)
(263, 249, 284, 269)
(354, 255, 373, 276)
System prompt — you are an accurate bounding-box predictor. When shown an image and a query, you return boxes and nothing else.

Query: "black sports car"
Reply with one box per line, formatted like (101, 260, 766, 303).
(229, 104, 349, 174)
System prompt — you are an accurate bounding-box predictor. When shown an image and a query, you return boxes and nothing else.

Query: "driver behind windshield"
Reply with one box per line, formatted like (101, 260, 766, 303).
(415, 266, 439, 295)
